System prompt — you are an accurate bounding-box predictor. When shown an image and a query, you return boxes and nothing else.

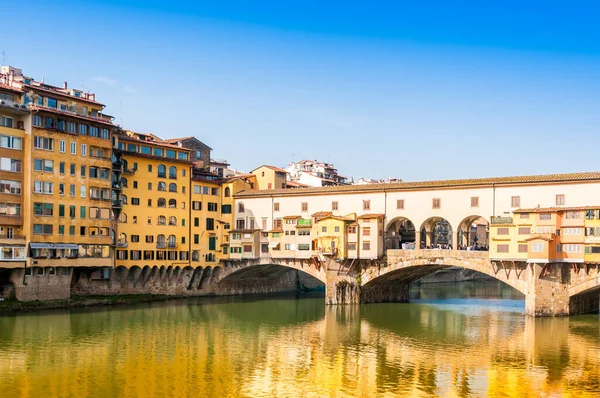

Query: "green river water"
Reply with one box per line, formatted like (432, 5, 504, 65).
(0, 281, 598, 397)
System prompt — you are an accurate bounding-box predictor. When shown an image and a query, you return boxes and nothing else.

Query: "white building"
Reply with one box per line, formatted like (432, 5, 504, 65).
(284, 159, 348, 187)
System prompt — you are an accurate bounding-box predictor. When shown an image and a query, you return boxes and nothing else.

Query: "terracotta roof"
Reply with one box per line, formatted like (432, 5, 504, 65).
(161, 136, 212, 150)
(229, 229, 261, 233)
(235, 171, 600, 198)
(513, 206, 597, 213)
(30, 105, 114, 126)
(315, 215, 352, 222)
(119, 132, 192, 151)
(357, 213, 385, 219)
(311, 211, 332, 218)
(251, 165, 288, 174)
(283, 215, 301, 219)
(286, 181, 311, 188)
(267, 228, 283, 233)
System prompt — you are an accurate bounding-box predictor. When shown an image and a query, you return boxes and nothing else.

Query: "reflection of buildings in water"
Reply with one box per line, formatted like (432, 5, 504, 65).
(0, 302, 598, 397)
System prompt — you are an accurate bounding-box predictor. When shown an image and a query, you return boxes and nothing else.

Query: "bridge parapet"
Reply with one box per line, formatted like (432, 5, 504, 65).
(386, 249, 489, 264)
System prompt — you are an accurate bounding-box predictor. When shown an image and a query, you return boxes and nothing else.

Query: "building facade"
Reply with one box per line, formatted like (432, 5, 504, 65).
(284, 159, 348, 187)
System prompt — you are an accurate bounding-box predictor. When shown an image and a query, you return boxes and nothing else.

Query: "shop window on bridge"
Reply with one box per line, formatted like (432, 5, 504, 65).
(230, 247, 242, 254)
(298, 244, 310, 251)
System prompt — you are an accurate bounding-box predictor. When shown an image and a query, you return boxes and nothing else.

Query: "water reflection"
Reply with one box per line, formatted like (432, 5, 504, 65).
(0, 283, 598, 397)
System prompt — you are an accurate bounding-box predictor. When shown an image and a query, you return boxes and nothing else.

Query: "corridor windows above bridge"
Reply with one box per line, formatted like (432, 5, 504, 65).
(511, 196, 520, 207)
(432, 198, 441, 209)
(396, 199, 404, 210)
(273, 202, 280, 211)
(363, 200, 370, 211)
(332, 201, 338, 211)
(470, 197, 479, 207)
(301, 202, 308, 212)
(556, 194, 565, 206)
(238, 202, 244, 213)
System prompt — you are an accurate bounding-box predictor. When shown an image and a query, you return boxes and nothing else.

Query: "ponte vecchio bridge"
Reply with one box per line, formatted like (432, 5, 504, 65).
(224, 172, 600, 316)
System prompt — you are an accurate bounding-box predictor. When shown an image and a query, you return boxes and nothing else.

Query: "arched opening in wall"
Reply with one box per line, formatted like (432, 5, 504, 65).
(217, 263, 326, 295)
(570, 286, 600, 315)
(361, 264, 524, 305)
(385, 217, 417, 250)
(457, 215, 489, 251)
(0, 268, 15, 299)
(419, 217, 453, 249)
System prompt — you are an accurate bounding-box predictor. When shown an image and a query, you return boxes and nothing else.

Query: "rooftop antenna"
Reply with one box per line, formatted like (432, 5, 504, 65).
(1, 51, 5, 66)
(120, 100, 123, 126)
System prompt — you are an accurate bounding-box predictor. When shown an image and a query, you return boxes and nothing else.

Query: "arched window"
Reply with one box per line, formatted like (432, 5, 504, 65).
(122, 159, 128, 169)
(224, 187, 231, 197)
(168, 235, 177, 247)
(121, 177, 128, 187)
(168, 216, 177, 226)
(157, 215, 166, 225)
(192, 250, 200, 261)
(157, 198, 166, 207)
(118, 212, 127, 223)
(158, 182, 166, 191)
(168, 199, 176, 208)
(157, 234, 166, 247)
(169, 166, 177, 179)
(120, 194, 127, 204)
(169, 183, 177, 192)
(158, 164, 166, 178)
(118, 233, 127, 246)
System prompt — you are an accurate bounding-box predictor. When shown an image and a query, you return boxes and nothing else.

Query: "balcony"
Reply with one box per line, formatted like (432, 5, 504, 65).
(117, 240, 128, 248)
(112, 200, 122, 208)
(0, 100, 29, 113)
(156, 242, 167, 249)
(112, 183, 122, 190)
(169, 174, 177, 180)
(167, 242, 178, 248)
(112, 161, 122, 171)
(157, 173, 166, 178)
(123, 168, 135, 175)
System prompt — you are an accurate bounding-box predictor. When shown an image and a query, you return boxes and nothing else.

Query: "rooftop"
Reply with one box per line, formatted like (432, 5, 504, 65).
(236, 171, 600, 197)
(251, 165, 288, 174)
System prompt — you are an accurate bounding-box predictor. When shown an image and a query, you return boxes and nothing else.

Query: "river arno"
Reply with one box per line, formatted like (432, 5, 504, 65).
(0, 282, 598, 398)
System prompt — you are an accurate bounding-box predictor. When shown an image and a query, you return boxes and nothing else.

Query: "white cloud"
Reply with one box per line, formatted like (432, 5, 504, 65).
(91, 76, 117, 86)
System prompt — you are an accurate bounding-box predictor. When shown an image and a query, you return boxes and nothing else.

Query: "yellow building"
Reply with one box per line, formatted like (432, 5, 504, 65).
(113, 131, 191, 270)
(251, 165, 287, 190)
(22, 69, 116, 272)
(312, 213, 350, 259)
(0, 83, 27, 268)
(190, 168, 223, 265)
(219, 175, 256, 257)
(583, 208, 600, 263)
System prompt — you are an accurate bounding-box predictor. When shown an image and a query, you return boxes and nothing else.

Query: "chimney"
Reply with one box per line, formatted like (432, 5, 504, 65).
(89, 93, 95, 101)
(63, 81, 67, 89)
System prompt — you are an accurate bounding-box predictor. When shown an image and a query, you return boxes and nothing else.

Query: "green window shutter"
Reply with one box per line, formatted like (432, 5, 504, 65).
(59, 204, 65, 217)
(585, 246, 591, 254)
(80, 206, 86, 218)
(209, 237, 216, 251)
(58, 225, 64, 235)
(182, 219, 185, 227)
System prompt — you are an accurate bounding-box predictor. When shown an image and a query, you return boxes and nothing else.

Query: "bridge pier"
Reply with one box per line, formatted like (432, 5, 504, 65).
(525, 263, 570, 317)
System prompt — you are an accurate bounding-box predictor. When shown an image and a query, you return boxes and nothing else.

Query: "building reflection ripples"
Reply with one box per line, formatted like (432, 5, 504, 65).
(0, 288, 599, 397)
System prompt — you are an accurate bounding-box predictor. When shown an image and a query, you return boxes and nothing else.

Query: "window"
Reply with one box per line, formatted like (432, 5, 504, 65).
(274, 202, 280, 211)
(518, 244, 528, 253)
(90, 126, 99, 137)
(158, 182, 166, 191)
(33, 181, 53, 194)
(432, 198, 441, 209)
(33, 115, 42, 127)
(539, 213, 551, 220)
(301, 202, 308, 212)
(348, 226, 357, 234)
(69, 184, 75, 197)
(0, 158, 21, 173)
(67, 122, 76, 134)
(511, 196, 520, 207)
(158, 164, 166, 178)
(70, 163, 76, 176)
(363, 227, 371, 236)
(563, 244, 581, 253)
(0, 135, 22, 150)
(238, 202, 245, 213)
(79, 124, 88, 135)
(34, 136, 54, 151)
(131, 198, 140, 205)
(33, 159, 54, 172)
(33, 224, 53, 235)
(321, 226, 327, 233)
(563, 228, 582, 235)
(81, 144, 87, 156)
(565, 211, 580, 219)
(396, 199, 405, 210)
(168, 199, 176, 208)
(59, 140, 66, 153)
(497, 228, 509, 235)
(80, 185, 86, 198)
(202, 186, 209, 195)
(33, 203, 53, 216)
(168, 166, 177, 178)
(192, 201, 201, 211)
(518, 227, 530, 235)
(330, 201, 339, 211)
(555, 194, 565, 206)
(0, 116, 13, 128)
(168, 183, 177, 192)
(532, 243, 544, 252)
(497, 244, 509, 253)
(362, 241, 371, 251)
(70, 142, 76, 155)
(224, 187, 231, 197)
(206, 218, 215, 230)
(363, 200, 370, 211)
(208, 202, 218, 212)
(470, 197, 479, 207)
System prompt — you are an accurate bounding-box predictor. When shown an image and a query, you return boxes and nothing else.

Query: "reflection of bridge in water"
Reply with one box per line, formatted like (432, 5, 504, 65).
(1, 299, 598, 397)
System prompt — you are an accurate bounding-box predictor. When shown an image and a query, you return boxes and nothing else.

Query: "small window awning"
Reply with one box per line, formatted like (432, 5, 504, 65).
(30, 243, 79, 249)
(269, 242, 280, 249)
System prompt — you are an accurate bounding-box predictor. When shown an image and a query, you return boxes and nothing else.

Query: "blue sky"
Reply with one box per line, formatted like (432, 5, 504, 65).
(2, 1, 600, 181)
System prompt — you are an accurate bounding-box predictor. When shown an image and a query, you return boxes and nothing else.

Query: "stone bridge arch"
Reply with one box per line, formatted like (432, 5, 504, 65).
(360, 249, 527, 303)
